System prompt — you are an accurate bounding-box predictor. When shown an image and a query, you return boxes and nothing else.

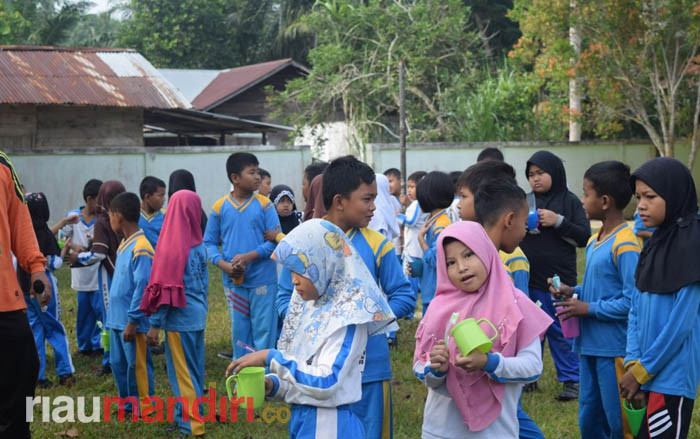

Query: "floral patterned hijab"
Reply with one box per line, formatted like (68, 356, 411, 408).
(273, 219, 397, 362)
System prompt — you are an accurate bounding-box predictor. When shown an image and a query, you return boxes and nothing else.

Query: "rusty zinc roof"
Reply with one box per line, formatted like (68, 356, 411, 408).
(191, 58, 308, 110)
(0, 45, 191, 108)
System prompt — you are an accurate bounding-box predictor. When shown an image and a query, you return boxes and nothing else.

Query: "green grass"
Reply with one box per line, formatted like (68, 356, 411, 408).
(30, 252, 699, 438)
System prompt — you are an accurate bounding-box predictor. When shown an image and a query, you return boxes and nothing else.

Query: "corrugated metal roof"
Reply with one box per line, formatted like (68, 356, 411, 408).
(192, 58, 309, 110)
(0, 46, 191, 108)
(159, 68, 222, 102)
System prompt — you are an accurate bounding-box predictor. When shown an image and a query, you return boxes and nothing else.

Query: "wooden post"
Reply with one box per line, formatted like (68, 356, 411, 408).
(399, 61, 407, 193)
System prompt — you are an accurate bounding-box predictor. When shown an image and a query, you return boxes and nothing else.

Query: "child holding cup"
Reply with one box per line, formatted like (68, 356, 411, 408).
(618, 158, 700, 439)
(226, 219, 397, 439)
(413, 222, 551, 438)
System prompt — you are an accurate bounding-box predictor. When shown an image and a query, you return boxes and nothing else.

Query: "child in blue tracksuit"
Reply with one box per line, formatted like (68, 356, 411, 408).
(229, 219, 397, 439)
(552, 161, 640, 439)
(106, 192, 154, 415)
(61, 179, 105, 358)
(204, 152, 280, 359)
(138, 176, 166, 248)
(18, 193, 74, 388)
(619, 158, 700, 439)
(142, 190, 209, 437)
(413, 171, 454, 313)
(397, 171, 428, 311)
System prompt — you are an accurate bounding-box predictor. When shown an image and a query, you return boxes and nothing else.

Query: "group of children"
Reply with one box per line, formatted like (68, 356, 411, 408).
(19, 147, 699, 438)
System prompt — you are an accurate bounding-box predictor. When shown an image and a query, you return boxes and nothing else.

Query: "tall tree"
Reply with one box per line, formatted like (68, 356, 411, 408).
(270, 0, 483, 147)
(511, 0, 700, 167)
(3, 0, 91, 45)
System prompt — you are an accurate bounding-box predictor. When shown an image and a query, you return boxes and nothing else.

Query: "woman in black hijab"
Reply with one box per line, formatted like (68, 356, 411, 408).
(169, 169, 208, 234)
(519, 150, 590, 400)
(618, 157, 700, 439)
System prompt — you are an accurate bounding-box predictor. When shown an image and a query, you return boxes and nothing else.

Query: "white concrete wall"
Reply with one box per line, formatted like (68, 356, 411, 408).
(10, 145, 312, 225)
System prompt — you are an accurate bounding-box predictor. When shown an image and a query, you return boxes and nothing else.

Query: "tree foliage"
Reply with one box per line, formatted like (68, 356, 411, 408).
(3, 0, 91, 45)
(511, 0, 700, 166)
(270, 0, 484, 146)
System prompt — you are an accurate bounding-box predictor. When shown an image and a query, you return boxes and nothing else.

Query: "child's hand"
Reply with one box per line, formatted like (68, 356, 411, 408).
(263, 227, 281, 242)
(429, 340, 450, 373)
(232, 251, 257, 270)
(265, 377, 274, 396)
(537, 209, 560, 227)
(64, 214, 79, 226)
(454, 350, 488, 373)
(630, 389, 647, 409)
(547, 277, 574, 299)
(123, 322, 137, 342)
(218, 260, 237, 277)
(226, 349, 270, 376)
(554, 297, 589, 319)
(69, 250, 80, 264)
(146, 327, 160, 346)
(61, 238, 72, 258)
(619, 370, 641, 401)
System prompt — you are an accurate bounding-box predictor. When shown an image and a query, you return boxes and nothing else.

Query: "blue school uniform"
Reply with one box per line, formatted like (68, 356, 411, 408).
(571, 223, 640, 439)
(266, 324, 368, 439)
(277, 226, 414, 439)
(204, 193, 280, 357)
(420, 210, 451, 312)
(26, 255, 74, 381)
(106, 230, 154, 413)
(150, 244, 208, 436)
(62, 207, 106, 357)
(624, 283, 700, 400)
(633, 210, 656, 245)
(139, 208, 165, 248)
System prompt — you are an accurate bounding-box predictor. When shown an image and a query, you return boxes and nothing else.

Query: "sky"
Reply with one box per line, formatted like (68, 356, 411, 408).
(86, 0, 114, 14)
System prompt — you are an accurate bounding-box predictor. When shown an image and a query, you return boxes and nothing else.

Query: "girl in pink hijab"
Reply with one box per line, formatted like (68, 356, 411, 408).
(413, 221, 551, 438)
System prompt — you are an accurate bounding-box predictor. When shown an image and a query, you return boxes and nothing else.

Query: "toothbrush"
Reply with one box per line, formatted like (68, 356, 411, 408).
(444, 312, 460, 344)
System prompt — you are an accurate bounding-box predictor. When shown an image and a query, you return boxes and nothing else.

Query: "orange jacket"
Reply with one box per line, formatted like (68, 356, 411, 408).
(0, 152, 46, 311)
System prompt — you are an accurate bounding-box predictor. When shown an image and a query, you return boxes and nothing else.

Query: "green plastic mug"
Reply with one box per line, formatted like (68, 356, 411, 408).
(450, 318, 498, 356)
(101, 329, 110, 352)
(623, 400, 646, 437)
(226, 367, 265, 409)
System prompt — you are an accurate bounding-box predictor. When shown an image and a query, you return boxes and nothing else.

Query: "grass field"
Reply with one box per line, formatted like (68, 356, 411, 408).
(30, 250, 699, 438)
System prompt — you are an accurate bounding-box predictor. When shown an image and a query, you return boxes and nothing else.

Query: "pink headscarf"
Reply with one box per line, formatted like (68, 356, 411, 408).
(140, 190, 202, 315)
(413, 221, 551, 431)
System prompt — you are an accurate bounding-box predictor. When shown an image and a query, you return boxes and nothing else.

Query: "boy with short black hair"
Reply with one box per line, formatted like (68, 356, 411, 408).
(204, 152, 281, 360)
(477, 146, 504, 162)
(397, 170, 428, 306)
(258, 168, 272, 197)
(61, 179, 105, 357)
(384, 167, 402, 199)
(277, 155, 414, 439)
(550, 161, 640, 439)
(106, 192, 154, 417)
(138, 176, 166, 248)
(469, 175, 545, 439)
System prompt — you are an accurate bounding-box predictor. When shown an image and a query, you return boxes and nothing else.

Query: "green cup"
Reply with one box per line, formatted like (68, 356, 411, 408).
(450, 318, 498, 356)
(226, 367, 265, 409)
(101, 329, 110, 352)
(623, 400, 646, 437)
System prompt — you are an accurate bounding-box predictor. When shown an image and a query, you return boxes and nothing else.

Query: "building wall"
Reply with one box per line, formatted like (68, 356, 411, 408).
(9, 145, 312, 225)
(368, 142, 671, 198)
(0, 104, 143, 149)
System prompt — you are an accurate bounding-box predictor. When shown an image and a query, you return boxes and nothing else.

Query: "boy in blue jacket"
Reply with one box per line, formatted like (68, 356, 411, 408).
(204, 152, 280, 360)
(277, 156, 415, 439)
(138, 176, 166, 248)
(106, 192, 154, 416)
(552, 161, 640, 439)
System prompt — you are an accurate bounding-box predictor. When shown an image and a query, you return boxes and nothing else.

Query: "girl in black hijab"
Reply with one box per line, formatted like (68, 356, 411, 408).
(169, 169, 208, 234)
(519, 150, 590, 400)
(269, 185, 302, 235)
(18, 193, 75, 387)
(618, 158, 700, 438)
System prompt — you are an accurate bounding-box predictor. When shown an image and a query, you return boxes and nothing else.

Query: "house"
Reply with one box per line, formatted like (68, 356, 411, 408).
(161, 58, 309, 145)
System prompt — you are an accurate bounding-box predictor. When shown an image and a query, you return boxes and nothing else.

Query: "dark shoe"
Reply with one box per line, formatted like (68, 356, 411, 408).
(217, 351, 233, 360)
(523, 381, 538, 393)
(74, 349, 92, 356)
(58, 374, 75, 386)
(95, 365, 112, 377)
(557, 382, 579, 401)
(89, 348, 104, 357)
(37, 379, 54, 389)
(151, 342, 165, 355)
